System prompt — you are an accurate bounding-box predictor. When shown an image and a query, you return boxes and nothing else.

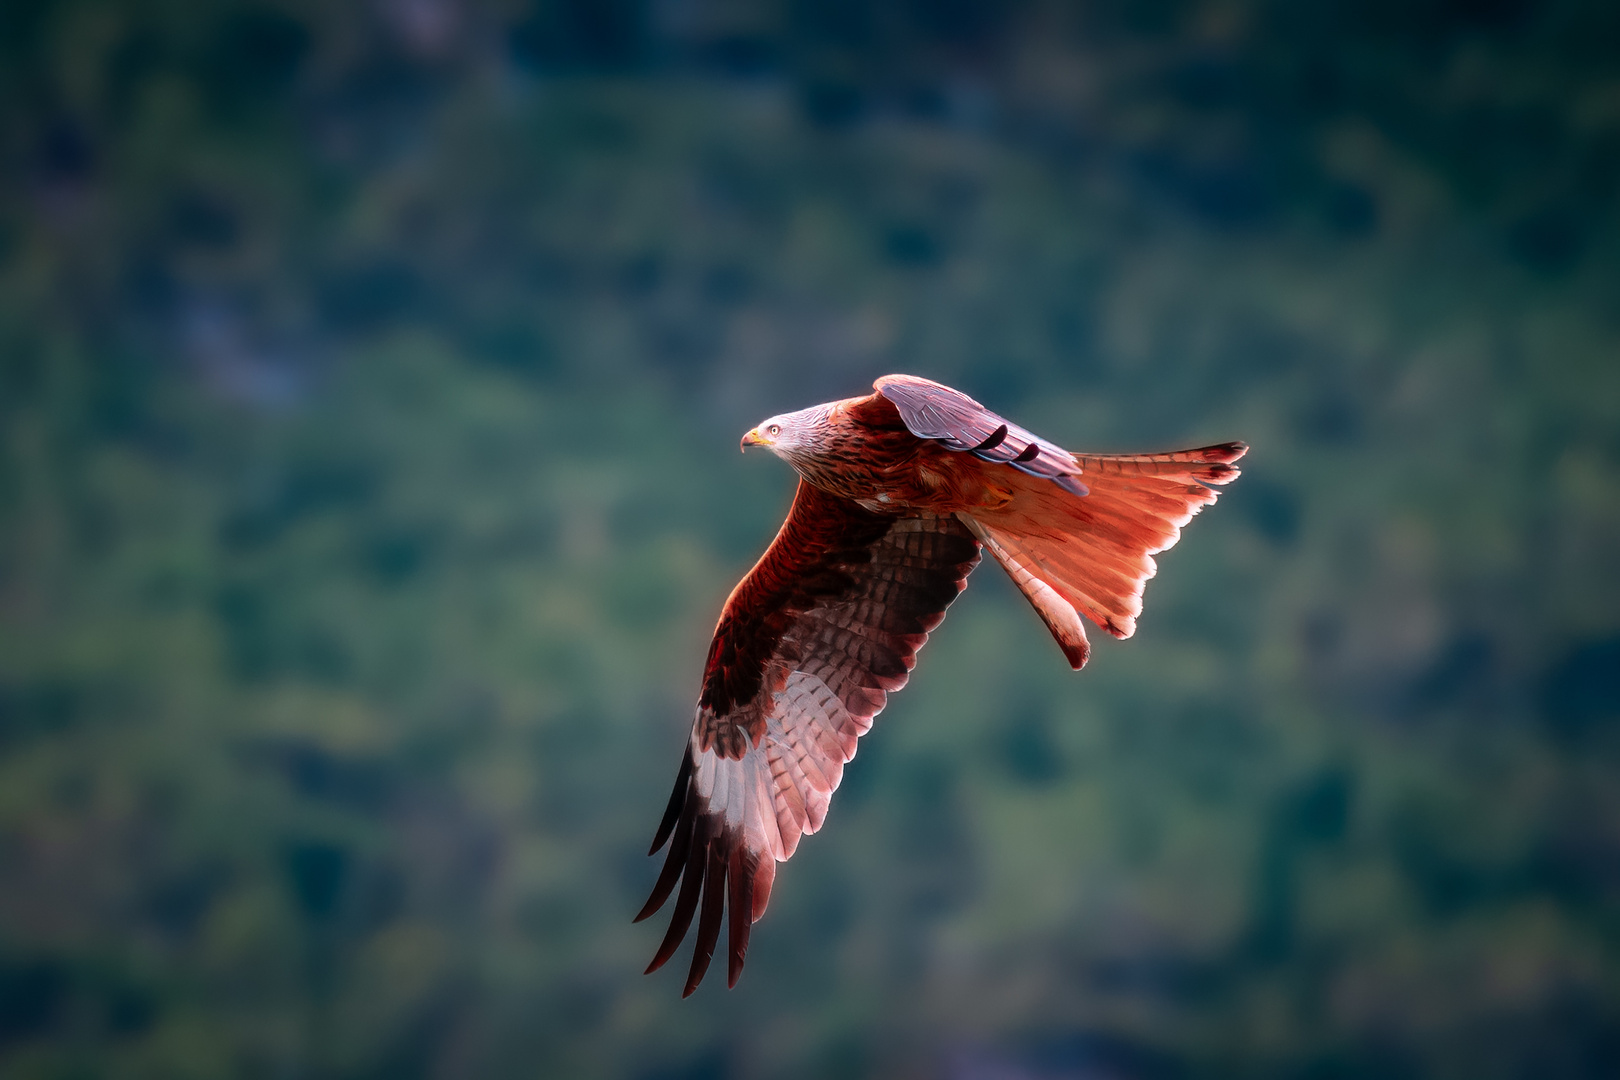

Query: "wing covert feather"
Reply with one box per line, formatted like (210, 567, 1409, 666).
(875, 374, 1089, 495)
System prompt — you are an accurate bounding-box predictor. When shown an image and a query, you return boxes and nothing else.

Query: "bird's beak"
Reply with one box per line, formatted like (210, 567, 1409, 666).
(741, 428, 764, 452)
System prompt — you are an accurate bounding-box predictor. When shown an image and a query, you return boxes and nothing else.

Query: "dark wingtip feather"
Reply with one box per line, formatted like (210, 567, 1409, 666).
(751, 858, 776, 922)
(1012, 442, 1041, 463)
(1204, 441, 1249, 462)
(683, 839, 729, 996)
(634, 791, 698, 923)
(727, 847, 754, 988)
(645, 819, 711, 974)
(648, 751, 693, 856)
(973, 424, 1009, 452)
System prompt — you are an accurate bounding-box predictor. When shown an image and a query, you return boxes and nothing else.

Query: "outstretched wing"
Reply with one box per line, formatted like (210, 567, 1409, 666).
(875, 374, 1089, 496)
(637, 481, 981, 995)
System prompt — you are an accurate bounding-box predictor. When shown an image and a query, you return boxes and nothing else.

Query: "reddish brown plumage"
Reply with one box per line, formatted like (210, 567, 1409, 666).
(639, 374, 1245, 995)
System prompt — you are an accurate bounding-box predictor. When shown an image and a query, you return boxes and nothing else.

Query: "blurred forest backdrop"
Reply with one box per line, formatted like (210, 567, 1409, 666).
(2, 0, 1619, 1077)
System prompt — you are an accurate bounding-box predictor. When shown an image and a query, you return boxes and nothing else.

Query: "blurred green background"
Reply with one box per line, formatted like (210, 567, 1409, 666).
(2, 1, 1619, 1077)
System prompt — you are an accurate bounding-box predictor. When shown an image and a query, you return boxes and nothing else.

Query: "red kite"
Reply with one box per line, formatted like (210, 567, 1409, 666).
(637, 375, 1245, 995)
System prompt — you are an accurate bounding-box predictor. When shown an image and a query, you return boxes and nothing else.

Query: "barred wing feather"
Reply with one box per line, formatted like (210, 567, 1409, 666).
(636, 481, 981, 995)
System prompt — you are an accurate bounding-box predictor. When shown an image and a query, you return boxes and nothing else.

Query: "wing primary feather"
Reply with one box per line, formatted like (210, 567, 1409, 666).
(645, 816, 711, 975)
(1012, 442, 1041, 463)
(751, 857, 776, 922)
(647, 750, 693, 856)
(634, 778, 698, 922)
(972, 424, 1009, 452)
(683, 835, 730, 997)
(727, 846, 754, 988)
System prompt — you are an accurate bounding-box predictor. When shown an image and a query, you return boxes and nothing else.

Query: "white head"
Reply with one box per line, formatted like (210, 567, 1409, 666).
(739, 404, 834, 469)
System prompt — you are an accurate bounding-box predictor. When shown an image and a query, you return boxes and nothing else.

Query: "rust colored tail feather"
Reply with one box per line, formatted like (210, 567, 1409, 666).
(962, 441, 1246, 669)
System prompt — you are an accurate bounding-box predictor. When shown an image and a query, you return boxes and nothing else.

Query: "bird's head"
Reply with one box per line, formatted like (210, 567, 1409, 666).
(740, 405, 831, 466)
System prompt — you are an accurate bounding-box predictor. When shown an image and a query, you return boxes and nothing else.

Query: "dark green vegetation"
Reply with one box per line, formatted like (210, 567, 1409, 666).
(2, 1, 1618, 1077)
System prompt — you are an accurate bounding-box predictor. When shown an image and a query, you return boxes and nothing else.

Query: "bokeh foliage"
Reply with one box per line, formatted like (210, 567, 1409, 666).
(2, 1, 1618, 1077)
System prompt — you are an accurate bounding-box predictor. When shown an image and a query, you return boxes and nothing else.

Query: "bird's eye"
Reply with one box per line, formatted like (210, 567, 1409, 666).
(767, 424, 781, 436)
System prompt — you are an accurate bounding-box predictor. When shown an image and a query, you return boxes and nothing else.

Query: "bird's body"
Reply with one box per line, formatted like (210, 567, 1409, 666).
(638, 374, 1246, 995)
(760, 396, 1003, 514)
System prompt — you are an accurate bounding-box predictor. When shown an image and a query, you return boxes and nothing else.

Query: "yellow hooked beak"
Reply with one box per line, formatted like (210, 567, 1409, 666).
(740, 427, 766, 452)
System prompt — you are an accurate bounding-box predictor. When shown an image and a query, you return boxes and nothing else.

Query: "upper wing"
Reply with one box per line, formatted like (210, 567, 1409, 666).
(875, 374, 1089, 496)
(875, 373, 1244, 669)
(637, 481, 981, 995)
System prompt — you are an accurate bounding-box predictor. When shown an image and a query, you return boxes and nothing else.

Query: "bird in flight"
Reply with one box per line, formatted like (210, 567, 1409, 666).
(636, 374, 1245, 996)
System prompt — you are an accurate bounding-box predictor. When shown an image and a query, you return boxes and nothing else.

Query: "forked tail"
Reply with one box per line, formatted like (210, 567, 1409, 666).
(960, 442, 1246, 669)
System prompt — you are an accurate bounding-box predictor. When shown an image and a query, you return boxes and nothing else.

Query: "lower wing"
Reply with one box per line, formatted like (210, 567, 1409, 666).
(637, 482, 981, 995)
